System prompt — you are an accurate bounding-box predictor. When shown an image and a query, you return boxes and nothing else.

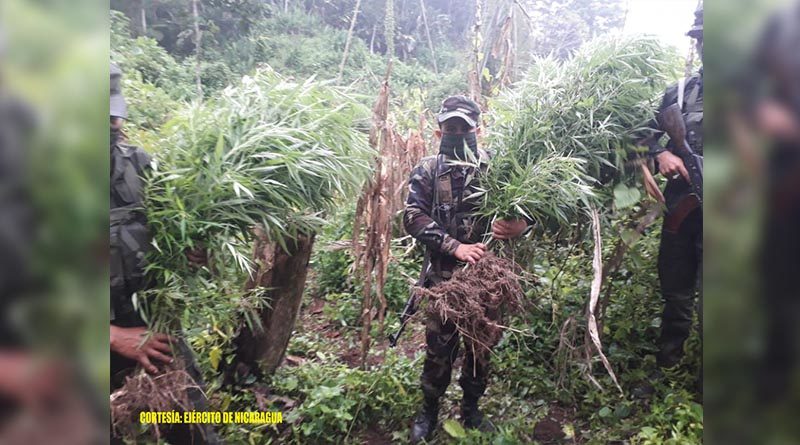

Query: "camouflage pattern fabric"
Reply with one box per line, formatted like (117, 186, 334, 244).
(641, 73, 704, 367)
(404, 149, 496, 400)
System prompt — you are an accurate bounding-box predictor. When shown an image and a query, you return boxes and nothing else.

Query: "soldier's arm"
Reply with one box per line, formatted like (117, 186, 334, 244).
(640, 85, 680, 157)
(403, 163, 461, 256)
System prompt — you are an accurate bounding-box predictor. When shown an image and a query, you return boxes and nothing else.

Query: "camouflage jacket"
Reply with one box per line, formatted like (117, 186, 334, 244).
(643, 71, 703, 208)
(110, 141, 153, 325)
(645, 71, 704, 157)
(403, 149, 490, 283)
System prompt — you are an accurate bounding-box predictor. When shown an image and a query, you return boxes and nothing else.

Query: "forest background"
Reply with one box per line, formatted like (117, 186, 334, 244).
(110, 0, 704, 443)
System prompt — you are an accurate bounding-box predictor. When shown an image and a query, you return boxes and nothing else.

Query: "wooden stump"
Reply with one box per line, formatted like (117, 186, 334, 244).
(227, 231, 315, 381)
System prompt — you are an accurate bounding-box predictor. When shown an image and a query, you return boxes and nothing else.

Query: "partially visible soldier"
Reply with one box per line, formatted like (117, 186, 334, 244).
(641, 6, 703, 373)
(749, 0, 800, 404)
(403, 96, 528, 443)
(109, 63, 221, 444)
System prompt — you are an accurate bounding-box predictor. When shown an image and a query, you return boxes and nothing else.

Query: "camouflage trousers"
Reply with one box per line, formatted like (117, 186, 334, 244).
(420, 311, 497, 403)
(656, 208, 702, 368)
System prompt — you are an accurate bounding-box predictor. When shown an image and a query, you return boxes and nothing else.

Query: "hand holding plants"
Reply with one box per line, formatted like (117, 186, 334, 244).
(492, 219, 528, 240)
(110, 326, 174, 374)
(454, 243, 487, 264)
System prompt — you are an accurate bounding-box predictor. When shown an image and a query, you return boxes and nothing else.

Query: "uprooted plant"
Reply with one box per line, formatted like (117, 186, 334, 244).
(139, 67, 374, 334)
(417, 253, 529, 355)
(110, 357, 198, 440)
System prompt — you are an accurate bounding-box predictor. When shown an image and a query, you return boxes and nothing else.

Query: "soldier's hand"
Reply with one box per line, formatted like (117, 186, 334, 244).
(756, 100, 800, 141)
(656, 151, 691, 183)
(454, 243, 486, 264)
(0, 352, 68, 411)
(110, 325, 174, 374)
(492, 219, 528, 240)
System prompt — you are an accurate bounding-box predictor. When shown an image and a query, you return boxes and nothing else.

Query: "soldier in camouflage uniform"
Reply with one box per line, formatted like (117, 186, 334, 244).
(641, 6, 704, 371)
(109, 64, 221, 444)
(404, 96, 528, 443)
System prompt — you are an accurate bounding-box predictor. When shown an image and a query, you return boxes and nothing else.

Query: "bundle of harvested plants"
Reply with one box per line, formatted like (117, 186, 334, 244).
(480, 35, 679, 227)
(418, 254, 527, 355)
(110, 359, 198, 440)
(140, 68, 374, 331)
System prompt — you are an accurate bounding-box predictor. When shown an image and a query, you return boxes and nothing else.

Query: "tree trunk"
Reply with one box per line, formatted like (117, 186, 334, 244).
(338, 0, 363, 81)
(385, 0, 395, 61)
(227, 232, 316, 381)
(141, 1, 148, 35)
(420, 0, 438, 74)
(370, 24, 377, 54)
(192, 0, 203, 99)
(469, 0, 483, 104)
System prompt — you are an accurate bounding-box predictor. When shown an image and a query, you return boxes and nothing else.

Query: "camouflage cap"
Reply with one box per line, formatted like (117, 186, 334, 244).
(437, 95, 481, 128)
(110, 63, 128, 119)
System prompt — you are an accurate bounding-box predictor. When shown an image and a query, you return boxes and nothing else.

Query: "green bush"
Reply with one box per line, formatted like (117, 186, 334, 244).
(121, 75, 178, 131)
(271, 351, 421, 443)
(481, 35, 680, 228)
(634, 391, 703, 444)
(113, 33, 195, 99)
(141, 68, 374, 332)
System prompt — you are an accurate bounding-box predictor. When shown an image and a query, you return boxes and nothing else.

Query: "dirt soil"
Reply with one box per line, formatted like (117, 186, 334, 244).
(290, 296, 426, 370)
(534, 404, 579, 444)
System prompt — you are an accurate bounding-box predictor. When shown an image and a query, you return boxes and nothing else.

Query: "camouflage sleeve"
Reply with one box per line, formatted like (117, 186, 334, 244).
(135, 146, 154, 175)
(403, 162, 461, 256)
(640, 84, 680, 158)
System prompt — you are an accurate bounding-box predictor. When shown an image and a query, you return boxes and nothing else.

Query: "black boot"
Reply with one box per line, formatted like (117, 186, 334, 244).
(461, 397, 495, 432)
(410, 397, 439, 444)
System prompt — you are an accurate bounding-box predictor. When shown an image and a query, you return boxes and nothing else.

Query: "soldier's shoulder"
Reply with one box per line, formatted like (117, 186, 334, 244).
(115, 142, 153, 168)
(663, 74, 702, 98)
(413, 155, 439, 174)
(662, 82, 680, 102)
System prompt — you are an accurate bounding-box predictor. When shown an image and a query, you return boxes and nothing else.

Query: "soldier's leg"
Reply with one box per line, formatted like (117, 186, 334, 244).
(656, 209, 701, 368)
(412, 314, 459, 442)
(162, 337, 223, 445)
(695, 215, 703, 350)
(459, 339, 493, 403)
(458, 334, 498, 431)
(421, 314, 460, 400)
(459, 302, 504, 403)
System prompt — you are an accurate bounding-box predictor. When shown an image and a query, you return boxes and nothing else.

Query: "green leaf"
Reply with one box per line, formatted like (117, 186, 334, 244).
(613, 183, 641, 209)
(482, 67, 493, 82)
(562, 423, 575, 439)
(599, 406, 612, 418)
(614, 404, 631, 418)
(209, 346, 222, 371)
(443, 419, 466, 438)
(284, 376, 298, 391)
(215, 131, 225, 160)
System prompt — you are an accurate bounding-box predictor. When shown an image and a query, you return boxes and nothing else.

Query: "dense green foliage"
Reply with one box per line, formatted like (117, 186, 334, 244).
(111, 1, 701, 444)
(479, 36, 679, 228)
(140, 68, 374, 330)
(191, 204, 702, 444)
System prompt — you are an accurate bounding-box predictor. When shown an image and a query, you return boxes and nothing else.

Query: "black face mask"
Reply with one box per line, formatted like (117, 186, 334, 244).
(439, 132, 478, 160)
(111, 127, 122, 147)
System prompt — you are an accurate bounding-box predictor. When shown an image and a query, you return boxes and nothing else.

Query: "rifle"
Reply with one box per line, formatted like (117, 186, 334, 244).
(389, 252, 430, 347)
(657, 103, 703, 232)
(657, 103, 703, 203)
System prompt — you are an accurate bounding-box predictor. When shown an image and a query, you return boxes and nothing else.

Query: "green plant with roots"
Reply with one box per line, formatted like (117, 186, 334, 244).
(479, 35, 680, 230)
(139, 68, 375, 332)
